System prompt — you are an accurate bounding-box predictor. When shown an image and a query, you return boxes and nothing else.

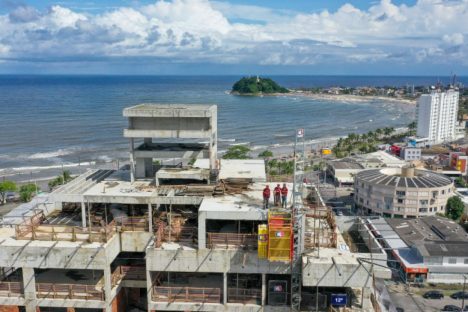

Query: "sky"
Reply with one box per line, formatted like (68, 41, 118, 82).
(0, 0, 466, 75)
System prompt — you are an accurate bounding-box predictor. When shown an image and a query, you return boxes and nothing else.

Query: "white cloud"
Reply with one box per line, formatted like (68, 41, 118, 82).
(0, 0, 467, 68)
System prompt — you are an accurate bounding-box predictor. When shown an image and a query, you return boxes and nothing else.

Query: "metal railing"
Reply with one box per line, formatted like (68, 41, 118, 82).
(15, 220, 116, 243)
(207, 233, 257, 249)
(111, 266, 146, 287)
(35, 283, 104, 301)
(115, 216, 149, 232)
(227, 287, 261, 304)
(154, 223, 197, 248)
(152, 286, 221, 303)
(0, 282, 23, 297)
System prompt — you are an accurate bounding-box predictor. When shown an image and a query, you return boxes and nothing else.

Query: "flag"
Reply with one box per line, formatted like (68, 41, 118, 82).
(296, 128, 304, 138)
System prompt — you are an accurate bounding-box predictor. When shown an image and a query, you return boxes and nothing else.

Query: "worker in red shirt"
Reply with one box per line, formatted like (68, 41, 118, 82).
(273, 184, 281, 206)
(281, 184, 288, 208)
(262, 185, 271, 209)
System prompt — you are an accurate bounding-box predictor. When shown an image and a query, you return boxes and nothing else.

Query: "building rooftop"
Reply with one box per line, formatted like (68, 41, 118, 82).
(330, 161, 364, 170)
(123, 104, 216, 117)
(356, 168, 453, 188)
(194, 159, 267, 182)
(386, 216, 468, 257)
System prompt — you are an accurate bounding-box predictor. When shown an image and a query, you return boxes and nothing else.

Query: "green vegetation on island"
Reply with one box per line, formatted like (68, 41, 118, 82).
(231, 76, 289, 95)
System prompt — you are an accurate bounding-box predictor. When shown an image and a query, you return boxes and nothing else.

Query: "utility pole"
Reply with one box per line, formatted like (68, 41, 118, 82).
(461, 275, 467, 311)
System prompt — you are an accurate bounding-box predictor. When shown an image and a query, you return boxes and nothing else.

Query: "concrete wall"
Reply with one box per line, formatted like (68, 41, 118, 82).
(146, 249, 290, 274)
(120, 232, 153, 252)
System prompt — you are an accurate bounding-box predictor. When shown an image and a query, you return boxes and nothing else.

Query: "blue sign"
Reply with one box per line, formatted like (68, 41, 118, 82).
(331, 294, 347, 306)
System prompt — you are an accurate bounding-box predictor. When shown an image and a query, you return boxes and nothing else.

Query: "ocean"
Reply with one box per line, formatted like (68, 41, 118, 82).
(0, 75, 465, 182)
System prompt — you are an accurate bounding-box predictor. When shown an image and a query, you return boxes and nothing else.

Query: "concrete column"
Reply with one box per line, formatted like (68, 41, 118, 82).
(81, 201, 86, 228)
(130, 138, 135, 183)
(361, 286, 372, 310)
(223, 272, 227, 305)
(198, 212, 206, 249)
(148, 204, 153, 233)
(146, 269, 153, 311)
(103, 267, 113, 312)
(261, 274, 266, 306)
(22, 267, 36, 312)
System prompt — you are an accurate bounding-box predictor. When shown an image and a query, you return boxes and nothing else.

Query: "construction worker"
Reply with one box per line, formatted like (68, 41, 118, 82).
(281, 184, 288, 208)
(262, 185, 271, 209)
(274, 184, 281, 206)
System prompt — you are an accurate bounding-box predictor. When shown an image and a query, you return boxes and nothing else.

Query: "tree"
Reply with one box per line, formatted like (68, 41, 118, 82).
(0, 180, 17, 204)
(408, 121, 417, 130)
(258, 150, 273, 158)
(19, 183, 40, 202)
(446, 196, 465, 221)
(48, 170, 73, 190)
(222, 145, 251, 159)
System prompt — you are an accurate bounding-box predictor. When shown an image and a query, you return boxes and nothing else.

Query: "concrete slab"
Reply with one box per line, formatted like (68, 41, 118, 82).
(219, 159, 266, 182)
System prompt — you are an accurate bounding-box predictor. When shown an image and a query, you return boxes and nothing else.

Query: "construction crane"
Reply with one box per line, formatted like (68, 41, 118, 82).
(291, 128, 305, 311)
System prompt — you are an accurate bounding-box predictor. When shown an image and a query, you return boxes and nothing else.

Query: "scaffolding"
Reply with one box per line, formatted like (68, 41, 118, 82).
(291, 128, 306, 311)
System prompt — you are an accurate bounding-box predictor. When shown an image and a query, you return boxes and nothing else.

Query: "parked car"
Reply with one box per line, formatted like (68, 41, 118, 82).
(441, 305, 461, 312)
(423, 290, 444, 299)
(451, 292, 468, 299)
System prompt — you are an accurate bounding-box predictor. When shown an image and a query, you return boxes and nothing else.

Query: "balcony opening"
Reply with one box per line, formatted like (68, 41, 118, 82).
(151, 272, 222, 304)
(0, 267, 23, 298)
(206, 220, 261, 249)
(110, 252, 146, 289)
(35, 269, 104, 301)
(227, 273, 261, 305)
(154, 204, 199, 248)
(266, 274, 290, 306)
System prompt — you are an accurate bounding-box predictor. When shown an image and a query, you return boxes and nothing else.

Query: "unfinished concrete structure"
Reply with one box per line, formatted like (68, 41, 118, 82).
(123, 104, 217, 182)
(0, 104, 390, 312)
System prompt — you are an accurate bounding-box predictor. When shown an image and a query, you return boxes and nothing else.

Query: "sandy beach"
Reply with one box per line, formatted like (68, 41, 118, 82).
(243, 90, 417, 105)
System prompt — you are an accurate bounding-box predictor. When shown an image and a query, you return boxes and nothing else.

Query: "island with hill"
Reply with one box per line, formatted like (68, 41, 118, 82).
(231, 76, 289, 95)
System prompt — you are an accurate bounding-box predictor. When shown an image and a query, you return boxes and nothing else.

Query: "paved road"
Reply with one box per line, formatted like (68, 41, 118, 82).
(385, 281, 467, 312)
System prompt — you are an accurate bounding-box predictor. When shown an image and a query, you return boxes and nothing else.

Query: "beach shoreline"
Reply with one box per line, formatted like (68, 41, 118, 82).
(231, 90, 416, 105)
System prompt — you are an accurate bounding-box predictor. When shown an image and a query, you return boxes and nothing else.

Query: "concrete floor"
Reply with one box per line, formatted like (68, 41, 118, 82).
(35, 269, 104, 286)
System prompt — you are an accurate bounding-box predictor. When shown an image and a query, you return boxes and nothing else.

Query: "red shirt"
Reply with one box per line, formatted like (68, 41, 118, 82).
(274, 186, 281, 194)
(263, 188, 271, 198)
(281, 187, 288, 196)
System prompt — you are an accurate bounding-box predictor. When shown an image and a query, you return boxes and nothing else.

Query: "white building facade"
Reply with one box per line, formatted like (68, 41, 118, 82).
(416, 89, 459, 144)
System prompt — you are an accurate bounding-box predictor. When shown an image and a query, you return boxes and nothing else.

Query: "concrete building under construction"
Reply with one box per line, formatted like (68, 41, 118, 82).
(0, 104, 390, 312)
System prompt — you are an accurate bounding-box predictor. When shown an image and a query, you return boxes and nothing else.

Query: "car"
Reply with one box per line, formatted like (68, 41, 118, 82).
(423, 290, 444, 299)
(451, 292, 468, 299)
(441, 305, 461, 312)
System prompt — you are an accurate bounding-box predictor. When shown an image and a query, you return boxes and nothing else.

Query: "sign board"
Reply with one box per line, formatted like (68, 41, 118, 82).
(330, 293, 347, 306)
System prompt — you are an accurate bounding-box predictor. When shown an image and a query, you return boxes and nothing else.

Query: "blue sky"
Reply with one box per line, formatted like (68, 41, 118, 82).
(0, 0, 466, 75)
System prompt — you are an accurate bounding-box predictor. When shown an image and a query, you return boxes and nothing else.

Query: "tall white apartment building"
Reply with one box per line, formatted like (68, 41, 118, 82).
(416, 89, 459, 144)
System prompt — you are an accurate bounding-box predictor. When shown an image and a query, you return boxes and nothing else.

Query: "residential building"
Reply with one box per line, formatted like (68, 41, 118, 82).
(416, 89, 459, 144)
(400, 147, 421, 161)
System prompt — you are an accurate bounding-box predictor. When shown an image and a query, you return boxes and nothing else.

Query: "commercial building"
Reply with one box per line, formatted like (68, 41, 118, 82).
(354, 167, 454, 218)
(365, 216, 468, 284)
(416, 89, 459, 145)
(328, 151, 406, 186)
(0, 104, 390, 312)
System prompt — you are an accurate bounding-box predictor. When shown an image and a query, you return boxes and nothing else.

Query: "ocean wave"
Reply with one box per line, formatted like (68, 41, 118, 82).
(218, 138, 236, 142)
(229, 142, 250, 146)
(0, 161, 96, 175)
(28, 148, 78, 159)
